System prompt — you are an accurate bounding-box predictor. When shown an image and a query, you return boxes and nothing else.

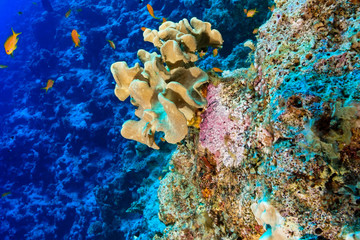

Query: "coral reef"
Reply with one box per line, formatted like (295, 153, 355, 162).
(156, 0, 360, 239)
(111, 17, 223, 149)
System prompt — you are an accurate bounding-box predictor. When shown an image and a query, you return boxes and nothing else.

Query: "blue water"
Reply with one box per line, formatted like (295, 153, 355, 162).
(0, 0, 269, 239)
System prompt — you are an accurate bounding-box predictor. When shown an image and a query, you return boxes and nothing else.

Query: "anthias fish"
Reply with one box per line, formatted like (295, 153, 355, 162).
(71, 29, 80, 47)
(147, 4, 160, 19)
(245, 9, 258, 17)
(4, 28, 21, 57)
(42, 79, 54, 93)
(108, 40, 116, 49)
(65, 9, 71, 18)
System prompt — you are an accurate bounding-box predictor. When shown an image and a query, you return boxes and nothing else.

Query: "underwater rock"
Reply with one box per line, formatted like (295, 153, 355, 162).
(156, 0, 360, 239)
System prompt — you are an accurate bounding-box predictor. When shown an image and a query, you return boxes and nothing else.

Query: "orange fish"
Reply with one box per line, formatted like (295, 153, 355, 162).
(253, 28, 259, 34)
(147, 4, 160, 19)
(199, 50, 206, 58)
(268, 5, 275, 12)
(141, 27, 147, 31)
(42, 79, 54, 93)
(244, 9, 247, 14)
(162, 17, 167, 23)
(1, 192, 11, 198)
(71, 29, 80, 47)
(65, 9, 71, 18)
(160, 137, 165, 142)
(107, 40, 115, 49)
(212, 67, 223, 73)
(246, 9, 258, 17)
(213, 48, 218, 57)
(4, 28, 21, 56)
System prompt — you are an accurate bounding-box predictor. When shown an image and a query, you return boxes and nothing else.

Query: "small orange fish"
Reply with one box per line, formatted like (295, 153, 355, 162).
(147, 4, 160, 19)
(107, 40, 115, 49)
(158, 176, 162, 180)
(65, 9, 71, 18)
(42, 79, 54, 93)
(1, 192, 11, 198)
(71, 29, 80, 47)
(268, 5, 275, 12)
(162, 17, 167, 23)
(253, 28, 259, 34)
(213, 48, 218, 57)
(246, 9, 258, 17)
(212, 67, 223, 73)
(160, 137, 165, 142)
(0, 65, 8, 68)
(244, 9, 247, 14)
(141, 27, 147, 31)
(199, 50, 206, 58)
(4, 28, 21, 56)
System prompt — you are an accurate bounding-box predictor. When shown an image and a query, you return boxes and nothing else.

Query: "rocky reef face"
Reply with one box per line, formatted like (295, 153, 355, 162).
(157, 0, 360, 239)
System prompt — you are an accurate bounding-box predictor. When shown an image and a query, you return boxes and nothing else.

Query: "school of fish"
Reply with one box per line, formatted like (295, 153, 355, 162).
(2, 3, 276, 93)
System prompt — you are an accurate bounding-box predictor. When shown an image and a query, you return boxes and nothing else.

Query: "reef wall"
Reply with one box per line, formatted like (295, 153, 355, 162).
(156, 0, 360, 239)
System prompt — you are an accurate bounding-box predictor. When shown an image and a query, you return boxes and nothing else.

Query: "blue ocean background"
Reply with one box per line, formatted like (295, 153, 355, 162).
(0, 0, 272, 239)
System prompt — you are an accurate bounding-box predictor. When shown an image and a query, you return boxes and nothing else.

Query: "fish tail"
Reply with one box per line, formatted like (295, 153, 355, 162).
(11, 28, 21, 36)
(41, 87, 48, 93)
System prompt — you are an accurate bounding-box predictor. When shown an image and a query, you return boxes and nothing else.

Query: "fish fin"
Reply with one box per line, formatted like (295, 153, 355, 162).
(41, 87, 48, 93)
(11, 28, 21, 36)
(10, 53, 14, 58)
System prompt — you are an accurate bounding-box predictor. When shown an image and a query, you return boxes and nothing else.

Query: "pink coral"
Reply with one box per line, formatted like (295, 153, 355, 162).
(199, 83, 251, 167)
(199, 84, 235, 154)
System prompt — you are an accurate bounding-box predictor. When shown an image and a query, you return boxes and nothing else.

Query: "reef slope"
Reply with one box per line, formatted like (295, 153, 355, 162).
(157, 0, 360, 239)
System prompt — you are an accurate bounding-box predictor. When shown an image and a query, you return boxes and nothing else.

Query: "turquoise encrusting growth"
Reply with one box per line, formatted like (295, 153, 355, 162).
(155, 0, 360, 239)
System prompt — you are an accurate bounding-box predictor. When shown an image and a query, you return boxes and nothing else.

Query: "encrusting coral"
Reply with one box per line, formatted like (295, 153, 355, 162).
(111, 17, 223, 149)
(154, 0, 360, 239)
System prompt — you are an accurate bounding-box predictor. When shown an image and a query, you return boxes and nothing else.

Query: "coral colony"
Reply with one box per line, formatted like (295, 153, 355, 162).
(0, 0, 359, 239)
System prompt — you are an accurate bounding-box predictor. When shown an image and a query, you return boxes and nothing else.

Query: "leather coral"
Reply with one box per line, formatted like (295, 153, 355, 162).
(111, 17, 223, 149)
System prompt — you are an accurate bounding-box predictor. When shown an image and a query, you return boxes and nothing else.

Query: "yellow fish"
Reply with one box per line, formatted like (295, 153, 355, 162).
(71, 29, 80, 47)
(4, 28, 21, 57)
(212, 67, 223, 73)
(141, 27, 147, 31)
(65, 9, 71, 18)
(107, 40, 115, 49)
(246, 9, 258, 17)
(213, 48, 218, 57)
(147, 4, 160, 19)
(1, 192, 11, 198)
(42, 79, 54, 93)
(0, 65, 8, 68)
(253, 28, 259, 34)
